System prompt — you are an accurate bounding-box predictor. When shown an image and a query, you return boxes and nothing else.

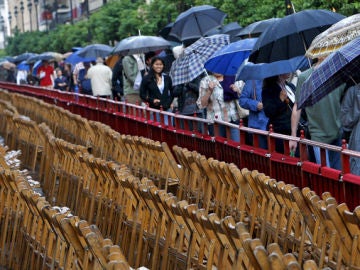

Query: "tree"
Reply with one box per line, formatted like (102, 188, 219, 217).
(4, 0, 360, 56)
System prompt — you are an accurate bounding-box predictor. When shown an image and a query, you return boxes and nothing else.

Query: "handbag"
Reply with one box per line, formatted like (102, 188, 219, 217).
(235, 100, 249, 119)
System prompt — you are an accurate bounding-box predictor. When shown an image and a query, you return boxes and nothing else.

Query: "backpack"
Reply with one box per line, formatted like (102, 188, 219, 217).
(78, 68, 92, 95)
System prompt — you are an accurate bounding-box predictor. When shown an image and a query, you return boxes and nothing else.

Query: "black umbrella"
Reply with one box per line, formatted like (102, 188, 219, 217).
(249, 9, 345, 63)
(169, 5, 227, 41)
(158, 22, 181, 42)
(14, 53, 38, 64)
(1, 56, 16, 63)
(76, 44, 113, 58)
(204, 22, 242, 37)
(221, 22, 242, 36)
(236, 18, 279, 38)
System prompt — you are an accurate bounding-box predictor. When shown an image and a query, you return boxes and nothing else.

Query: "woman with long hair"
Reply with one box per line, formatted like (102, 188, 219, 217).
(140, 56, 174, 124)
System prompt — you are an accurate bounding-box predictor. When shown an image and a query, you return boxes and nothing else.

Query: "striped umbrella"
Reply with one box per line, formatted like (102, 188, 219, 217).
(298, 37, 360, 109)
(306, 13, 360, 59)
(170, 34, 230, 86)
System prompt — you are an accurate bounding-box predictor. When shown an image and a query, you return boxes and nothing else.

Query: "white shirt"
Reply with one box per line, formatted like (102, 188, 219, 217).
(87, 63, 113, 97)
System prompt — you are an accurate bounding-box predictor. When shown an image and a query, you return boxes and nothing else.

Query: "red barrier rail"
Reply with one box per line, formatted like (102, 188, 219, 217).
(1, 82, 360, 209)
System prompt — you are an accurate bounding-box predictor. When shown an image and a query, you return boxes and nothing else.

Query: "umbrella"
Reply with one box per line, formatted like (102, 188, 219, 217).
(297, 37, 360, 109)
(204, 38, 258, 75)
(170, 34, 230, 86)
(222, 22, 242, 36)
(42, 52, 64, 61)
(306, 13, 360, 59)
(113, 35, 171, 56)
(158, 22, 181, 42)
(14, 52, 38, 63)
(0, 56, 16, 63)
(76, 44, 113, 58)
(236, 18, 280, 38)
(0, 61, 16, 70)
(17, 60, 30, 71)
(249, 9, 345, 63)
(26, 52, 64, 64)
(169, 5, 227, 41)
(236, 55, 310, 81)
(64, 51, 95, 65)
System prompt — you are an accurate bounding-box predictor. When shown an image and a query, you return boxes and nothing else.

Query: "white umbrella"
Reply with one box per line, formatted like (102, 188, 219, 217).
(113, 35, 171, 56)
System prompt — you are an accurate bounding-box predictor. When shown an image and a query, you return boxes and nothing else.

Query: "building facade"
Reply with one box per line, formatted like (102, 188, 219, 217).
(5, 0, 106, 36)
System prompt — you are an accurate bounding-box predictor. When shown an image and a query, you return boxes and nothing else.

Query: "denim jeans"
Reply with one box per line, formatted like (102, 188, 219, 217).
(151, 109, 173, 126)
(312, 136, 342, 170)
(208, 120, 240, 143)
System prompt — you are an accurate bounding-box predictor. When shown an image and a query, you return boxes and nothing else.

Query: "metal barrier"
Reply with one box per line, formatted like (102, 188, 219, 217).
(1, 82, 360, 209)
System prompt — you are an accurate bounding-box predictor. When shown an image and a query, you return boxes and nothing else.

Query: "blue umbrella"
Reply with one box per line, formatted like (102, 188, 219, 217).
(17, 60, 30, 71)
(32, 60, 42, 76)
(298, 37, 360, 109)
(236, 55, 310, 81)
(204, 38, 257, 75)
(64, 51, 95, 65)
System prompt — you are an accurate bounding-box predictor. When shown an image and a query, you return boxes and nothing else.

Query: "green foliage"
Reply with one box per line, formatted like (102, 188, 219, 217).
(4, 0, 360, 56)
(0, 49, 7, 58)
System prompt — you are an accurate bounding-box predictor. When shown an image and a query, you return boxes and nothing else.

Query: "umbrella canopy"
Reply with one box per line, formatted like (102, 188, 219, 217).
(76, 44, 113, 58)
(236, 56, 310, 81)
(170, 34, 230, 86)
(169, 5, 227, 41)
(236, 18, 280, 38)
(1, 56, 16, 63)
(159, 22, 181, 42)
(204, 38, 257, 76)
(64, 51, 95, 65)
(249, 9, 345, 63)
(17, 60, 30, 71)
(298, 37, 360, 109)
(0, 61, 16, 70)
(14, 52, 38, 63)
(26, 52, 64, 64)
(306, 13, 360, 59)
(113, 35, 171, 56)
(222, 22, 242, 36)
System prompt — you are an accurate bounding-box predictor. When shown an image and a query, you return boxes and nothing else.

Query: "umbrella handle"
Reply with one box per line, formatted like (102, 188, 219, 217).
(349, 75, 358, 85)
(299, 32, 313, 67)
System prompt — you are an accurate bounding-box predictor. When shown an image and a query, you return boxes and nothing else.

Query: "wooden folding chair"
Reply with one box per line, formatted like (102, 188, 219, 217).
(1, 109, 17, 149)
(172, 146, 205, 205)
(88, 120, 112, 159)
(12, 116, 45, 171)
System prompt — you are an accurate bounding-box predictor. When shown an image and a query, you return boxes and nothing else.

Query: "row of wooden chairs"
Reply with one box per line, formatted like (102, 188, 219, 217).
(172, 145, 360, 269)
(2, 91, 95, 149)
(2, 90, 360, 269)
(0, 147, 131, 270)
(0, 91, 181, 193)
(101, 171, 326, 269)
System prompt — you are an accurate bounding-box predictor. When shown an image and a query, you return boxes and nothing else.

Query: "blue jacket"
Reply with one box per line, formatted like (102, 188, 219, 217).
(239, 80, 268, 130)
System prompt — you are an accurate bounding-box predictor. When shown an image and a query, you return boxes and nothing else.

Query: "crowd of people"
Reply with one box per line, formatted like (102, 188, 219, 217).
(1, 39, 359, 176)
